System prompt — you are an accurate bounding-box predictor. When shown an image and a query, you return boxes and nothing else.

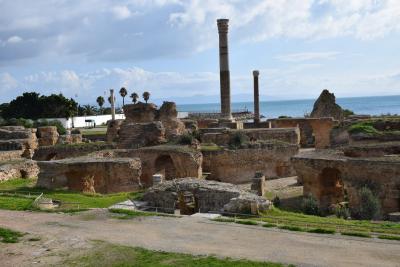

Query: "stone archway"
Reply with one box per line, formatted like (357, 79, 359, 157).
(154, 155, 177, 180)
(317, 167, 345, 209)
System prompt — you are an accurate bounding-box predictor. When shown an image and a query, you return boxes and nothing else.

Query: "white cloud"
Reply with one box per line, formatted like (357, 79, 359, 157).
(112, 6, 133, 20)
(276, 52, 340, 62)
(7, 36, 22, 43)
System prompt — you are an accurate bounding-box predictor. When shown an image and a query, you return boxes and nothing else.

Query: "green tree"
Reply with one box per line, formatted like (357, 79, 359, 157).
(1, 92, 77, 120)
(356, 186, 381, 220)
(119, 87, 128, 106)
(96, 96, 105, 114)
(130, 92, 139, 104)
(82, 105, 97, 116)
(143, 91, 150, 103)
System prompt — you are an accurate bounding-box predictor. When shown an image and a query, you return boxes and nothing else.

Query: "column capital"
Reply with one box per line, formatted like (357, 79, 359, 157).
(253, 70, 260, 77)
(217, 19, 229, 33)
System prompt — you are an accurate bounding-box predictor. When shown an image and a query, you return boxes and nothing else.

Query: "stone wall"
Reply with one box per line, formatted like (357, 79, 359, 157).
(117, 121, 166, 149)
(0, 160, 39, 182)
(0, 126, 38, 158)
(33, 143, 115, 161)
(37, 126, 59, 146)
(201, 128, 300, 146)
(268, 118, 314, 147)
(91, 145, 203, 187)
(0, 150, 24, 161)
(292, 150, 400, 216)
(143, 178, 271, 214)
(36, 157, 141, 193)
(203, 142, 299, 184)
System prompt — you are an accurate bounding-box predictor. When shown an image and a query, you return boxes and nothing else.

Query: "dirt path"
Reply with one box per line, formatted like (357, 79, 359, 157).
(1, 209, 400, 267)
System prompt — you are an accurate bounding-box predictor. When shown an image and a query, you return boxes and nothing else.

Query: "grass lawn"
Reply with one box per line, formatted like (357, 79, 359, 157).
(61, 241, 291, 267)
(212, 207, 400, 238)
(0, 178, 142, 211)
(256, 208, 400, 236)
(0, 227, 24, 243)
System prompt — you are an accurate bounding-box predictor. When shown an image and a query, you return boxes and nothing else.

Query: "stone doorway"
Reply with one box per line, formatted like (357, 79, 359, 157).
(318, 167, 345, 209)
(154, 155, 177, 180)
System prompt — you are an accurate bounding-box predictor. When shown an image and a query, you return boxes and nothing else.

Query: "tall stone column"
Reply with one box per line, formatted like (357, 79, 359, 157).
(217, 19, 232, 120)
(253, 70, 260, 124)
(110, 89, 115, 121)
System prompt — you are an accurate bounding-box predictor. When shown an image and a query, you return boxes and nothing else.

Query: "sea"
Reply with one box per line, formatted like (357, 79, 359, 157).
(177, 95, 400, 119)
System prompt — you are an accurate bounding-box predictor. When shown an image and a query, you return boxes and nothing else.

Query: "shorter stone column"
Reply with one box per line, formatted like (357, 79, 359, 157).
(110, 89, 116, 121)
(251, 172, 265, 197)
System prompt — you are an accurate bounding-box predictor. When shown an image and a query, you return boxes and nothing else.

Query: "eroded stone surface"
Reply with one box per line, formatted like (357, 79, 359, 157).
(203, 142, 298, 183)
(143, 178, 271, 214)
(0, 159, 39, 181)
(37, 126, 59, 146)
(292, 149, 400, 215)
(310, 89, 344, 121)
(37, 157, 142, 193)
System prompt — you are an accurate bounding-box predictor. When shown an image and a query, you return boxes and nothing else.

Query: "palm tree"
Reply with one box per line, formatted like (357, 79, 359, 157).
(130, 92, 139, 104)
(83, 105, 97, 116)
(119, 87, 127, 106)
(143, 91, 150, 104)
(96, 96, 105, 115)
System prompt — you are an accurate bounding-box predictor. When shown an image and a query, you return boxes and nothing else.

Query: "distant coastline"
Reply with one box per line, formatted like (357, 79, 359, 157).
(177, 95, 400, 119)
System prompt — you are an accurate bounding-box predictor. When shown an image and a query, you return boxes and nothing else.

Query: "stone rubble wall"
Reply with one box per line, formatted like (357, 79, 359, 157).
(91, 146, 203, 187)
(36, 157, 142, 193)
(201, 128, 300, 146)
(0, 127, 38, 158)
(268, 118, 314, 147)
(143, 178, 271, 214)
(0, 160, 39, 182)
(292, 150, 400, 215)
(37, 126, 59, 146)
(32, 143, 115, 161)
(203, 144, 299, 184)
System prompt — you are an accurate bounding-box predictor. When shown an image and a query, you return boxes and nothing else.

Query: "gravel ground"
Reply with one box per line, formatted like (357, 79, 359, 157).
(1, 209, 400, 267)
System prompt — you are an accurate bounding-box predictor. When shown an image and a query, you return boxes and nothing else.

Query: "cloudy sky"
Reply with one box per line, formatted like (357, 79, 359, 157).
(0, 0, 399, 106)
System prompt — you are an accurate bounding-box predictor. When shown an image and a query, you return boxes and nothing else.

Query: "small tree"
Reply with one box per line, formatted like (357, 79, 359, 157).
(143, 91, 150, 103)
(301, 193, 320, 215)
(96, 96, 105, 114)
(357, 186, 380, 220)
(130, 92, 139, 104)
(228, 131, 248, 149)
(119, 87, 128, 106)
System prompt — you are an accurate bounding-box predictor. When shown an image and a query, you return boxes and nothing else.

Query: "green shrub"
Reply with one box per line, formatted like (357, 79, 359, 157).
(178, 133, 194, 145)
(212, 217, 235, 223)
(343, 109, 354, 117)
(0, 227, 24, 243)
(355, 186, 381, 220)
(378, 235, 400, 241)
(235, 220, 259, 226)
(341, 231, 371, 238)
(3, 118, 34, 128)
(228, 131, 248, 148)
(278, 225, 305, 232)
(307, 228, 336, 234)
(335, 206, 350, 219)
(272, 196, 281, 208)
(301, 194, 320, 216)
(262, 223, 277, 228)
(348, 122, 379, 135)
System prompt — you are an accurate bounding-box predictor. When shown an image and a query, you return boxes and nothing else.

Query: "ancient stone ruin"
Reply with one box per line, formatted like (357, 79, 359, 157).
(107, 101, 186, 148)
(310, 89, 344, 121)
(292, 149, 400, 216)
(143, 178, 271, 215)
(37, 157, 142, 193)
